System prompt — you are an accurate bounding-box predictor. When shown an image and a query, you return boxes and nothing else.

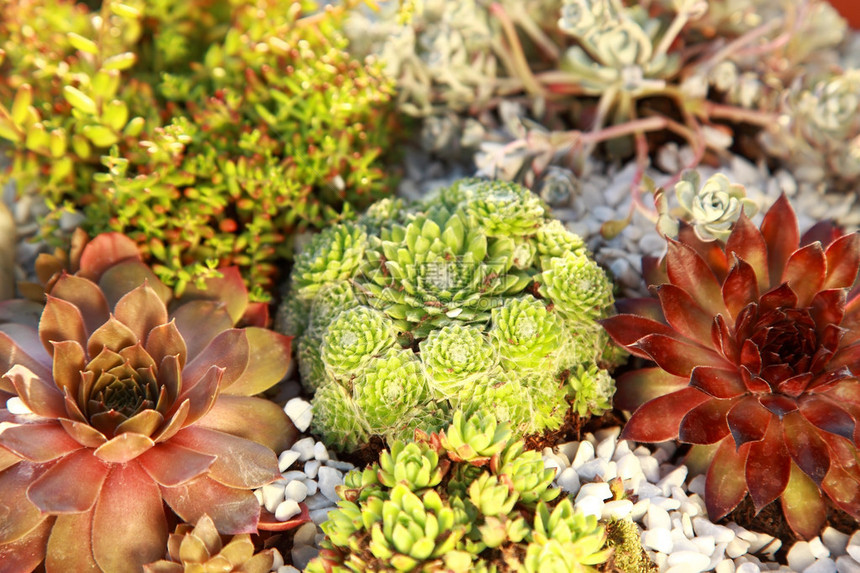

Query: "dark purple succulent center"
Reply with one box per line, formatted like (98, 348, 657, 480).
(748, 307, 817, 386)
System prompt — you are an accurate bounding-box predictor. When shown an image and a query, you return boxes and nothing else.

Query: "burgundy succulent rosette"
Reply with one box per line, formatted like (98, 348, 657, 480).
(603, 196, 860, 539)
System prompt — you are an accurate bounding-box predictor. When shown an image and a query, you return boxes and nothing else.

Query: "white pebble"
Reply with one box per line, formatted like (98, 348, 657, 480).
(726, 536, 751, 558)
(313, 441, 330, 461)
(716, 558, 736, 573)
(309, 507, 337, 526)
(693, 517, 736, 544)
(811, 537, 833, 559)
(556, 441, 580, 463)
(630, 498, 650, 521)
(790, 542, 820, 572)
(571, 440, 595, 469)
(284, 480, 309, 503)
(253, 489, 263, 505)
(577, 458, 612, 481)
(612, 440, 632, 461)
(304, 492, 336, 510)
(271, 549, 284, 569)
(274, 499, 301, 521)
(556, 467, 580, 494)
(304, 479, 318, 496)
(735, 563, 762, 573)
(277, 566, 300, 573)
(291, 437, 316, 461)
(325, 460, 355, 472)
(667, 550, 711, 572)
(651, 496, 681, 511)
(284, 398, 313, 432)
(657, 466, 688, 495)
(262, 482, 286, 513)
(638, 455, 660, 482)
(692, 535, 716, 556)
(645, 504, 672, 531)
(595, 434, 617, 461)
(278, 450, 301, 472)
(688, 474, 707, 497)
(602, 500, 634, 520)
(293, 522, 317, 546)
(304, 460, 321, 479)
(574, 495, 604, 519)
(804, 558, 837, 573)
(823, 528, 850, 557)
(835, 555, 860, 573)
(282, 470, 306, 482)
(318, 466, 343, 503)
(642, 528, 674, 554)
(575, 482, 612, 502)
(5, 397, 31, 415)
(291, 544, 319, 570)
(616, 453, 642, 481)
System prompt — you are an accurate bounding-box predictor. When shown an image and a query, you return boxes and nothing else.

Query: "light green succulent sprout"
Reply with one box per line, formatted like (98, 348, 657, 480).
(281, 178, 620, 449)
(568, 364, 615, 418)
(441, 409, 513, 464)
(674, 172, 757, 242)
(308, 411, 615, 573)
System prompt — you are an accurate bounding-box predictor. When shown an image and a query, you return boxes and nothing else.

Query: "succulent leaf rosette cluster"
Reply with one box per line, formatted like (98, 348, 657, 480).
(0, 233, 295, 572)
(306, 410, 612, 573)
(280, 179, 620, 450)
(602, 195, 860, 538)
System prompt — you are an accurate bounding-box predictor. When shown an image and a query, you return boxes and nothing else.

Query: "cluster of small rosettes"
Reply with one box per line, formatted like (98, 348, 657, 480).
(280, 178, 621, 451)
(761, 69, 860, 191)
(305, 410, 612, 573)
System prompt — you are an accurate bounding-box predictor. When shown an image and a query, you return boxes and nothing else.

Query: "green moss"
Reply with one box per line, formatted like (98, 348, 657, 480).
(603, 518, 657, 573)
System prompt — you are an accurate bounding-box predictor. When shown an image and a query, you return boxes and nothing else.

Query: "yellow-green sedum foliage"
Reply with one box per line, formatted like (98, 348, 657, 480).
(280, 178, 622, 450)
(306, 410, 613, 573)
(0, 0, 395, 301)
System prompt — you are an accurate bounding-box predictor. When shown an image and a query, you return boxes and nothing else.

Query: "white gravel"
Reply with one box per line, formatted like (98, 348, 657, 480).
(544, 428, 860, 573)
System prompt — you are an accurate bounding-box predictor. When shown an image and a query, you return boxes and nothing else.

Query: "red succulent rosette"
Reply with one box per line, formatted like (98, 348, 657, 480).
(0, 233, 296, 572)
(602, 195, 860, 539)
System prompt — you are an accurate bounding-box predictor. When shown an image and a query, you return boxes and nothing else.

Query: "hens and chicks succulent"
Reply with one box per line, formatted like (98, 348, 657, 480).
(281, 178, 620, 451)
(306, 410, 617, 573)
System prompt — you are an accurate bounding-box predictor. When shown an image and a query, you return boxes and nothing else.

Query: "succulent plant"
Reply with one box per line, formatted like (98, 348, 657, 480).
(602, 194, 860, 539)
(0, 232, 295, 571)
(0, 0, 396, 302)
(672, 172, 758, 242)
(281, 178, 620, 449)
(307, 410, 613, 573)
(143, 514, 277, 573)
(761, 70, 860, 192)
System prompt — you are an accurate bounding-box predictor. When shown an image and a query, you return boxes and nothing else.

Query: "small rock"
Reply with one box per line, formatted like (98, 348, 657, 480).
(822, 528, 850, 557)
(692, 535, 716, 557)
(835, 555, 860, 573)
(726, 536, 751, 559)
(601, 500, 634, 520)
(616, 453, 641, 481)
(573, 495, 603, 519)
(810, 537, 833, 559)
(735, 562, 762, 573)
(284, 398, 313, 432)
(282, 470, 306, 482)
(284, 480, 309, 503)
(556, 441, 580, 463)
(788, 541, 818, 572)
(693, 517, 736, 544)
(645, 504, 672, 531)
(304, 492, 336, 510)
(271, 549, 285, 570)
(292, 437, 316, 461)
(304, 479, 318, 496)
(716, 558, 736, 573)
(325, 460, 355, 472)
(571, 440, 595, 469)
(688, 474, 707, 497)
(291, 544, 319, 570)
(595, 434, 617, 461)
(293, 522, 317, 546)
(277, 566, 301, 573)
(667, 550, 711, 572)
(612, 440, 632, 461)
(313, 441, 330, 461)
(318, 466, 343, 503)
(657, 466, 688, 495)
(309, 507, 337, 526)
(641, 528, 674, 554)
(278, 450, 301, 472)
(804, 558, 837, 573)
(630, 498, 650, 521)
(577, 458, 612, 481)
(262, 482, 286, 513)
(575, 482, 612, 502)
(274, 499, 301, 521)
(638, 455, 660, 482)
(304, 460, 322, 479)
(556, 467, 580, 494)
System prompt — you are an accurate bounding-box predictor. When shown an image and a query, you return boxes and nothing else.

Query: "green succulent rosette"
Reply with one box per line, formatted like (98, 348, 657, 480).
(421, 324, 498, 396)
(354, 347, 428, 432)
(282, 178, 621, 450)
(321, 306, 397, 379)
(292, 222, 368, 301)
(490, 297, 563, 371)
(458, 180, 547, 237)
(537, 251, 614, 323)
(568, 364, 616, 418)
(311, 379, 371, 453)
(307, 281, 359, 338)
(308, 411, 613, 573)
